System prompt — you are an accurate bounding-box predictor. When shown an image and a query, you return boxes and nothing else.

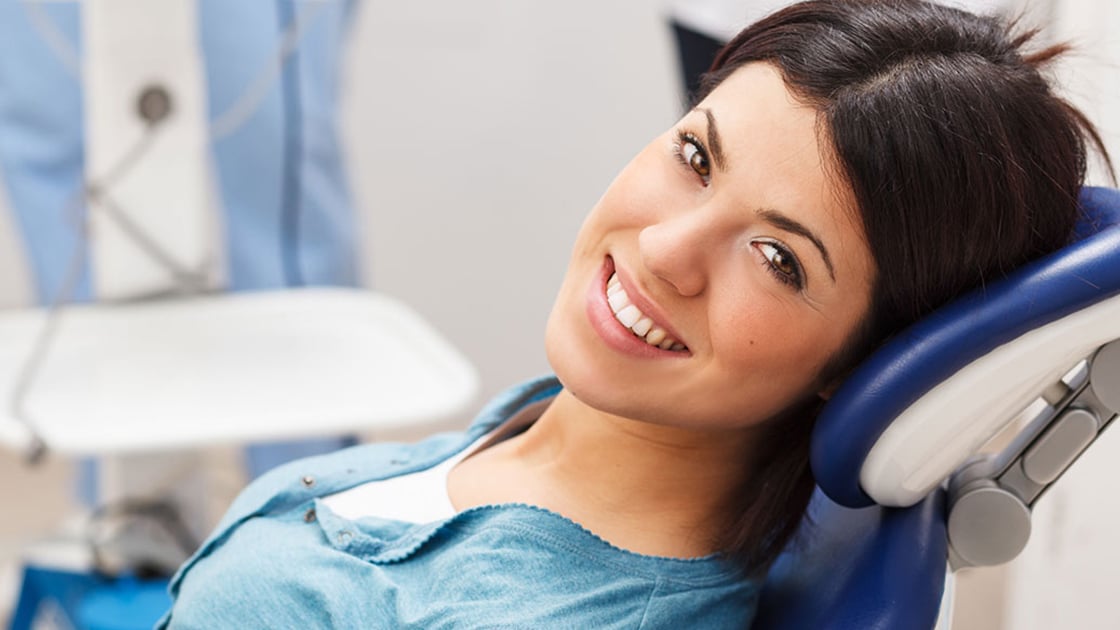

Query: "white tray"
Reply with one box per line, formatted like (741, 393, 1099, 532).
(0, 288, 478, 455)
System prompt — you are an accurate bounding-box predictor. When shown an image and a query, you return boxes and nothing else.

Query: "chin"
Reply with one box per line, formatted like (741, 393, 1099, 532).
(544, 332, 661, 426)
(544, 308, 615, 411)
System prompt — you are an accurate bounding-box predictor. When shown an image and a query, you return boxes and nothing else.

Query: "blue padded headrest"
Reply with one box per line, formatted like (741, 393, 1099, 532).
(755, 489, 947, 630)
(813, 187, 1120, 508)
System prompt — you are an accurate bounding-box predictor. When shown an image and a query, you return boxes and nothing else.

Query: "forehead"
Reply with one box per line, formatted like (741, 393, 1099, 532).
(696, 62, 873, 291)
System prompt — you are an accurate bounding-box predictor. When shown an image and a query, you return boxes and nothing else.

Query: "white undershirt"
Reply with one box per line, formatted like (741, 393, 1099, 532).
(321, 432, 493, 524)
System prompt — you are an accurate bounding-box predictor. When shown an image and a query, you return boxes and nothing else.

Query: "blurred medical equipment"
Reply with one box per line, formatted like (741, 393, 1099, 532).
(12, 0, 337, 301)
(754, 186, 1120, 629)
(0, 1, 477, 628)
(2, 289, 479, 626)
(1, 0, 364, 487)
(1, 289, 479, 456)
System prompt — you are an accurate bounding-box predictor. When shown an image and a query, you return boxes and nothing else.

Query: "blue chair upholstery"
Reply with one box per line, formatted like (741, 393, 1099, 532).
(816, 187, 1120, 509)
(756, 187, 1120, 629)
(756, 490, 948, 630)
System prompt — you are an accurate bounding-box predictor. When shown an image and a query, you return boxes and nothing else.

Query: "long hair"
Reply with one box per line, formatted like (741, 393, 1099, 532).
(696, 0, 1112, 571)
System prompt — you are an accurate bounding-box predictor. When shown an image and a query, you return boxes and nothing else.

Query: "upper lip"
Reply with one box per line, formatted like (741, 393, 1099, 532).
(610, 258, 689, 348)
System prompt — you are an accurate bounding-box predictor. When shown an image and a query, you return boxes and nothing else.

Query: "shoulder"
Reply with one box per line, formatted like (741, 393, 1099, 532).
(201, 377, 564, 545)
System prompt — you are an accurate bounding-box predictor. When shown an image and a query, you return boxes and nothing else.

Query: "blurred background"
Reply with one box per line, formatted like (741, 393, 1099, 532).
(0, 0, 1117, 627)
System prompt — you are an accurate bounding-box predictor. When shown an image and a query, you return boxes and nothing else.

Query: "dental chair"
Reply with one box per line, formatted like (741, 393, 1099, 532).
(755, 186, 1120, 629)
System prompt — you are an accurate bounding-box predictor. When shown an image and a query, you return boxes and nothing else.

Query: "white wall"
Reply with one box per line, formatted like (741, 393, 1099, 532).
(1050, 0, 1120, 185)
(340, 1, 681, 409)
(1001, 3, 1120, 627)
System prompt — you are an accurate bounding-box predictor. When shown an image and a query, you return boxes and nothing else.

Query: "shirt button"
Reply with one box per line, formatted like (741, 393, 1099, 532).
(301, 475, 316, 488)
(304, 508, 317, 523)
(337, 530, 353, 544)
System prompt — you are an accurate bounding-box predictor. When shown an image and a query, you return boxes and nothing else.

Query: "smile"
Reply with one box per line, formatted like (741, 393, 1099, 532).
(606, 273, 687, 352)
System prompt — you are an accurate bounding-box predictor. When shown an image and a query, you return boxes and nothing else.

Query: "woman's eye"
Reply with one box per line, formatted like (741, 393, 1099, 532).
(682, 141, 710, 178)
(674, 131, 711, 184)
(755, 241, 803, 289)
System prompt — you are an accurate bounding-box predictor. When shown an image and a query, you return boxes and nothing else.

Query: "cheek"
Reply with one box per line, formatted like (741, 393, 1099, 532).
(707, 289, 841, 392)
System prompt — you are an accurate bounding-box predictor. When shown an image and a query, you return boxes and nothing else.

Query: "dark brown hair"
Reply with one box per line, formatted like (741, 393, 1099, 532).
(695, 0, 1113, 571)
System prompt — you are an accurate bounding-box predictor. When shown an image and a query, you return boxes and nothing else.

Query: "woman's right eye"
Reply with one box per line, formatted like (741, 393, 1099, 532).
(674, 131, 712, 185)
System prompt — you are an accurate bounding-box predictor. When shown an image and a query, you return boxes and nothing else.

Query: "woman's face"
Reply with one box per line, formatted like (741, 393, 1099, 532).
(545, 62, 875, 431)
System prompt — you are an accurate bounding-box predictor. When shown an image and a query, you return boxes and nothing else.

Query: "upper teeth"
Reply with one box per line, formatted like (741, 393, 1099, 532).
(606, 273, 686, 351)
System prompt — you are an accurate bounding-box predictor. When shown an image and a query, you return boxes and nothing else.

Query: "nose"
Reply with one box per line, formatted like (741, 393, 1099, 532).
(638, 211, 714, 297)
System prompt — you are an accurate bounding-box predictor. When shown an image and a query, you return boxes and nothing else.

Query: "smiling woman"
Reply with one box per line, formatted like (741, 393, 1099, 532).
(525, 61, 876, 566)
(159, 1, 1110, 627)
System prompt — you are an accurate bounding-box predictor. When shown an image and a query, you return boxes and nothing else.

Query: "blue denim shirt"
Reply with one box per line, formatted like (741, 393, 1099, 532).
(159, 377, 759, 628)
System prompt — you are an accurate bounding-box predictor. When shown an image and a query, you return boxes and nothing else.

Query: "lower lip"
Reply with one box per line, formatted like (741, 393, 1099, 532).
(585, 258, 687, 359)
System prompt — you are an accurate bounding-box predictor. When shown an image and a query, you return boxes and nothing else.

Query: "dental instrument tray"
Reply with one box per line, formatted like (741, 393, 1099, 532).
(0, 288, 479, 455)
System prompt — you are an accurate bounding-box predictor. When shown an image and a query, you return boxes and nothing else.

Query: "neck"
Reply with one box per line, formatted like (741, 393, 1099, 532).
(504, 389, 758, 555)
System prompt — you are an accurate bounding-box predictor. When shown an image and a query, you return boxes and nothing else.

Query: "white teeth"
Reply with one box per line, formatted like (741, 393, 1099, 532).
(616, 305, 642, 327)
(607, 290, 629, 312)
(632, 317, 653, 336)
(605, 272, 686, 352)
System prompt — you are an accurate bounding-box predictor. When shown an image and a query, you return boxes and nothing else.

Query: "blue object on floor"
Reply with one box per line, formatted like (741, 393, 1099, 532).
(10, 566, 170, 630)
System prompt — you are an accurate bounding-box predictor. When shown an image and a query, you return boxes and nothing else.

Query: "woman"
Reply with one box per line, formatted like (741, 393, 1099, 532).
(160, 1, 1110, 627)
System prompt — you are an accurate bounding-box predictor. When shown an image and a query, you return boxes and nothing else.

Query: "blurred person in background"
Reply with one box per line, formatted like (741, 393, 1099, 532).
(0, 0, 362, 510)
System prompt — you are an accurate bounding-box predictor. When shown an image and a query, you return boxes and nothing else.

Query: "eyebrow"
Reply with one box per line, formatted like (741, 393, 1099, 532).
(756, 208, 837, 283)
(697, 108, 727, 173)
(694, 108, 836, 284)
